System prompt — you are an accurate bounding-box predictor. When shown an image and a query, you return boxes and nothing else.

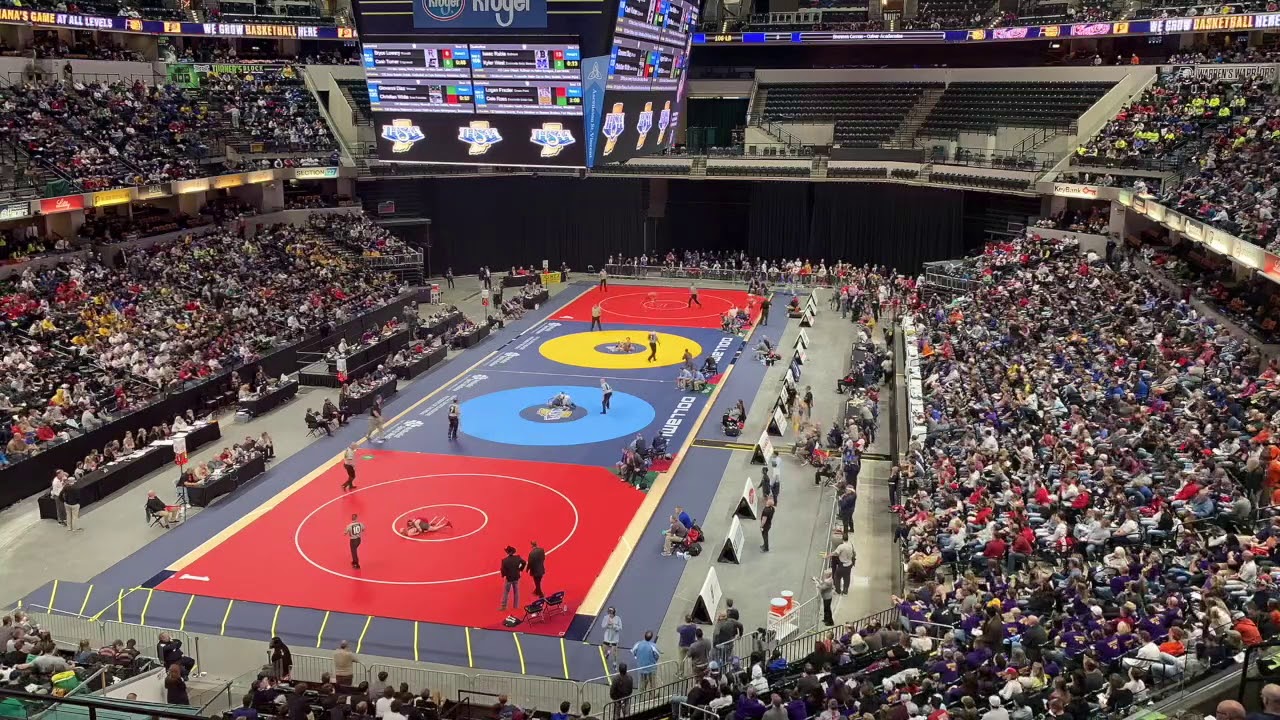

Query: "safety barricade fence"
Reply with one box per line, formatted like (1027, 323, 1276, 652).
(284, 653, 370, 686)
(6, 607, 202, 673)
(603, 264, 839, 286)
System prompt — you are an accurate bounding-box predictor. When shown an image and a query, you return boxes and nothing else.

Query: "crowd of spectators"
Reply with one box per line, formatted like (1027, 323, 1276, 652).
(902, 4, 987, 30)
(1, 611, 160, 701)
(0, 211, 401, 468)
(0, 69, 336, 194)
(32, 33, 144, 61)
(1168, 45, 1280, 64)
(0, 79, 222, 190)
(606, 250, 893, 289)
(205, 66, 337, 154)
(1078, 65, 1280, 250)
(1058, 173, 1161, 196)
(871, 230, 1278, 720)
(1032, 207, 1110, 234)
(316, 212, 412, 257)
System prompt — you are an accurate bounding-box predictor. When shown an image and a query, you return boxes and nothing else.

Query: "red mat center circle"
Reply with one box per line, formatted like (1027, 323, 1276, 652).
(599, 290, 734, 323)
(293, 473, 578, 585)
(391, 503, 489, 542)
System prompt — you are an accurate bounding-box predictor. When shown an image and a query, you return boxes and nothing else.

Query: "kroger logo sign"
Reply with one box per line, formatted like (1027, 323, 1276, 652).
(415, 0, 546, 28)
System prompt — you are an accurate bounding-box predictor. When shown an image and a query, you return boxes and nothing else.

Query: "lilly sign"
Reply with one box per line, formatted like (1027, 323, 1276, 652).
(414, 0, 546, 28)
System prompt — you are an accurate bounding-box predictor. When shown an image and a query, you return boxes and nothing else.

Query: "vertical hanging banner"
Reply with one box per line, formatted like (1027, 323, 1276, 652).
(173, 436, 188, 466)
(580, 55, 610, 169)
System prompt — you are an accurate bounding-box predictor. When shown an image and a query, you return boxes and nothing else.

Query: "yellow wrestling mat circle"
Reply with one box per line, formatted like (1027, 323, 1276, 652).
(539, 330, 702, 369)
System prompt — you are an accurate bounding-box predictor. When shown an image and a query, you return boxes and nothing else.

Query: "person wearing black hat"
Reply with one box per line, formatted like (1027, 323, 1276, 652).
(527, 541, 546, 597)
(500, 546, 526, 612)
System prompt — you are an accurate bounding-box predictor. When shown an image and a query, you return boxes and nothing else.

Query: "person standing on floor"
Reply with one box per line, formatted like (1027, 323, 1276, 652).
(768, 456, 782, 505)
(527, 540, 546, 597)
(345, 514, 364, 569)
(759, 497, 775, 552)
(600, 378, 613, 414)
(590, 303, 603, 331)
(445, 267, 455, 289)
(759, 295, 771, 326)
(447, 398, 460, 441)
(51, 470, 68, 526)
(601, 607, 622, 664)
(342, 443, 358, 491)
(838, 486, 856, 538)
(831, 536, 855, 594)
(687, 283, 702, 307)
(499, 545, 525, 612)
(599, 268, 608, 292)
(368, 400, 386, 444)
(647, 330, 659, 363)
(333, 640, 356, 687)
(62, 477, 82, 532)
(814, 570, 835, 626)
(631, 632, 661, 691)
(480, 266, 491, 290)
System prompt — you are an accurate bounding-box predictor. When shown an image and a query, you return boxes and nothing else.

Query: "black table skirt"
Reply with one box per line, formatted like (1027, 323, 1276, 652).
(238, 381, 299, 416)
(454, 324, 492, 348)
(502, 275, 537, 288)
(340, 379, 399, 415)
(521, 289, 549, 309)
(186, 455, 268, 507)
(327, 330, 411, 372)
(421, 313, 463, 338)
(392, 345, 447, 380)
(38, 421, 222, 519)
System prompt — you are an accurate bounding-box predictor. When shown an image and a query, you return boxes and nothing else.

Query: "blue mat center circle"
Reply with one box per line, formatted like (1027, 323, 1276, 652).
(595, 342, 647, 355)
(459, 385, 655, 447)
(517, 404, 589, 423)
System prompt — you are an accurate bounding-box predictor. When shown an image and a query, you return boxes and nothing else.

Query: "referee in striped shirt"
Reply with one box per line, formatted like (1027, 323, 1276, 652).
(345, 514, 364, 569)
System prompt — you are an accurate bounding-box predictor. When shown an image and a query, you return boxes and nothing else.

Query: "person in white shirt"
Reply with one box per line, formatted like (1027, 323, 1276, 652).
(374, 687, 395, 717)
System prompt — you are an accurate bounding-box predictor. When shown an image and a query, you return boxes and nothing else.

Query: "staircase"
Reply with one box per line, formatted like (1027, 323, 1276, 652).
(691, 156, 708, 176)
(889, 87, 944, 148)
(811, 155, 828, 179)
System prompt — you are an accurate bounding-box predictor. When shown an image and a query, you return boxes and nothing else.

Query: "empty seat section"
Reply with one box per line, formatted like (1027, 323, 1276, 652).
(918, 81, 1113, 138)
(759, 83, 940, 148)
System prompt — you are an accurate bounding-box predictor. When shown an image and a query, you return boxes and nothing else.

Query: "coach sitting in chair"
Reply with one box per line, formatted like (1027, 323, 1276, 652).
(146, 490, 182, 528)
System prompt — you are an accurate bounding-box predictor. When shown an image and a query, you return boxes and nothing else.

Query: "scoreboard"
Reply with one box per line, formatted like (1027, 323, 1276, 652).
(368, 41, 586, 166)
(592, 0, 697, 164)
(352, 0, 688, 167)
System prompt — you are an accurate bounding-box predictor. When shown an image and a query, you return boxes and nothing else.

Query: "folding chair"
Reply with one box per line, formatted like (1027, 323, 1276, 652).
(544, 591, 567, 620)
(522, 598, 547, 625)
(147, 505, 164, 528)
(306, 418, 324, 438)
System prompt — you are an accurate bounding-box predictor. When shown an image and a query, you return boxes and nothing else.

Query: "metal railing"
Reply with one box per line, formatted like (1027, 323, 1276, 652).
(603, 264, 839, 286)
(12, 606, 202, 672)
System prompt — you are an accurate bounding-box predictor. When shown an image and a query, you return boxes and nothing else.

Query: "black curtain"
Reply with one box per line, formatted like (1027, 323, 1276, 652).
(423, 176, 647, 274)
(658, 181, 750, 252)
(747, 181, 811, 260)
(806, 184, 966, 271)
(687, 98, 749, 150)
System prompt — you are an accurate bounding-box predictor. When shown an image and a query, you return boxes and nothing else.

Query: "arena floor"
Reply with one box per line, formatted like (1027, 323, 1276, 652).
(17, 282, 776, 677)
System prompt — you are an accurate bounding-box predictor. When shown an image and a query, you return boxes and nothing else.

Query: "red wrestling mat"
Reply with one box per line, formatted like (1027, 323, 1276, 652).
(159, 451, 644, 636)
(556, 285, 761, 330)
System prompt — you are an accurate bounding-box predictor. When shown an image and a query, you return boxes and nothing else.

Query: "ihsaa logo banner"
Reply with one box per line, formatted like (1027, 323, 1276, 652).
(415, 0, 547, 28)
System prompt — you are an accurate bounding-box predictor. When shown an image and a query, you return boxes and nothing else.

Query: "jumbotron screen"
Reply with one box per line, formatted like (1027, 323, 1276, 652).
(592, 0, 697, 165)
(368, 42, 586, 167)
(351, 0, 696, 167)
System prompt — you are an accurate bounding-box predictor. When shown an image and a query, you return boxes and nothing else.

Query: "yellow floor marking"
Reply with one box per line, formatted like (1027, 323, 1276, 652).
(140, 589, 154, 625)
(48, 580, 58, 613)
(271, 605, 282, 637)
(78, 586, 93, 617)
(357, 616, 373, 653)
(513, 633, 526, 674)
(220, 600, 234, 635)
(180, 596, 195, 632)
(465, 627, 474, 668)
(560, 638, 570, 679)
(317, 611, 331, 648)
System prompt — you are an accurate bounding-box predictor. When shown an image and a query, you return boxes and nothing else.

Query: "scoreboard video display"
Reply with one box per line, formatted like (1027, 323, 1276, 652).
(593, 0, 698, 164)
(368, 41, 585, 166)
(352, 0, 696, 168)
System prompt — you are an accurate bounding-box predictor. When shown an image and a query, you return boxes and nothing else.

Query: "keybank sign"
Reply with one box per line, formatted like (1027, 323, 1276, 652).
(414, 0, 546, 28)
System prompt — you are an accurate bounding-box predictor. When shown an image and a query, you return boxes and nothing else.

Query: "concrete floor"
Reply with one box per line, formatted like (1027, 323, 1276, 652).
(0, 276, 901, 688)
